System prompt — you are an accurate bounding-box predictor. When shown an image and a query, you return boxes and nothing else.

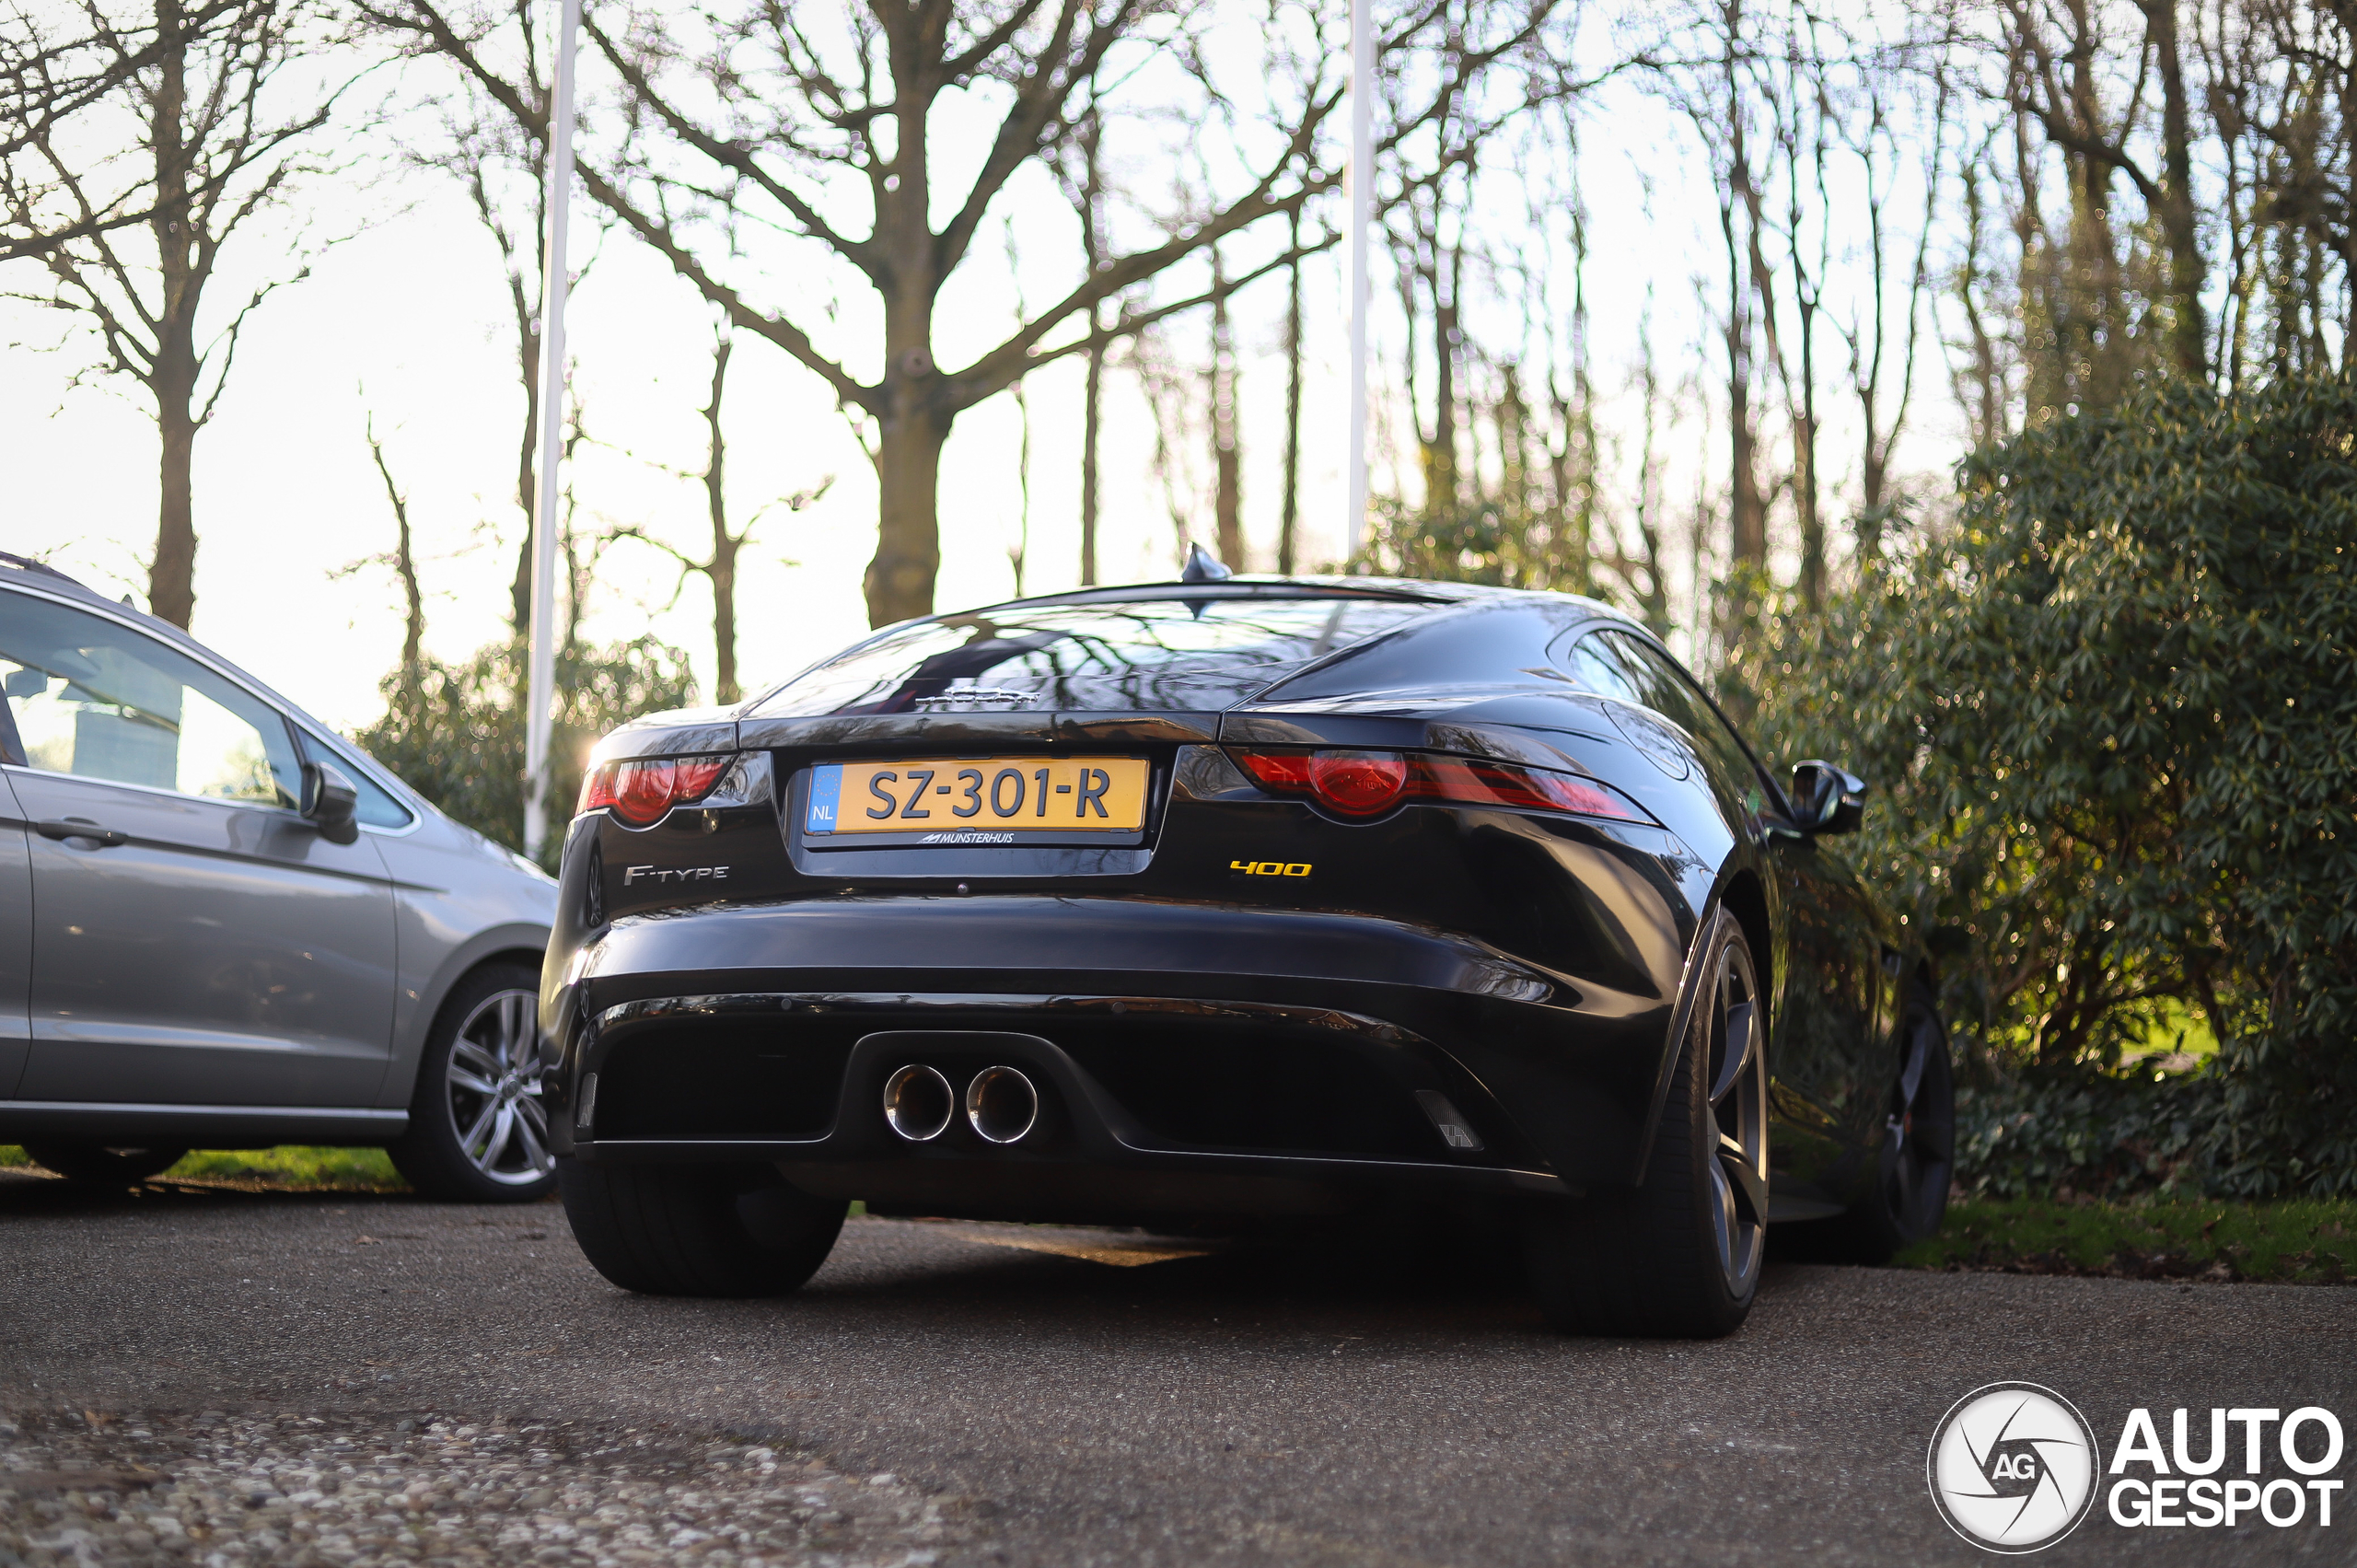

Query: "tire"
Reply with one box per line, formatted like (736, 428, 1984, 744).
(557, 1159, 847, 1297)
(1802, 982, 1956, 1264)
(387, 962, 559, 1203)
(20, 1144, 188, 1185)
(1525, 911, 1767, 1338)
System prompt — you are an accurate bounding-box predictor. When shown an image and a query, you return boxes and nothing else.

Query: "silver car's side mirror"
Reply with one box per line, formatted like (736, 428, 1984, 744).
(1790, 760, 1866, 835)
(301, 760, 361, 845)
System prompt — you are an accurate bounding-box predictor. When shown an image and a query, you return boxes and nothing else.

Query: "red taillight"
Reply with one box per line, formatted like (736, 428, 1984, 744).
(1306, 750, 1408, 816)
(1231, 749, 1653, 825)
(578, 755, 733, 827)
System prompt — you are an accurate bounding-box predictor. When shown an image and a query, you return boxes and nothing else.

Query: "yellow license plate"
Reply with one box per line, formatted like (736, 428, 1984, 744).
(804, 757, 1151, 835)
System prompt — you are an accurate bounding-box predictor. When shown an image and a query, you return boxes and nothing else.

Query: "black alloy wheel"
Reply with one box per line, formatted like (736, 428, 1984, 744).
(19, 1144, 188, 1185)
(1525, 911, 1767, 1338)
(388, 961, 559, 1203)
(557, 1160, 849, 1297)
(1808, 982, 1956, 1263)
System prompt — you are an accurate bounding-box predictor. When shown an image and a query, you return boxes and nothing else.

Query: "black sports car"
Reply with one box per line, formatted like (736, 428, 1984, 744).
(541, 566, 1954, 1337)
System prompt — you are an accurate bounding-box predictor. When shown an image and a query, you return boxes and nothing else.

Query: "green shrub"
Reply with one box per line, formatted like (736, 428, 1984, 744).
(354, 636, 699, 868)
(1738, 371, 2357, 1196)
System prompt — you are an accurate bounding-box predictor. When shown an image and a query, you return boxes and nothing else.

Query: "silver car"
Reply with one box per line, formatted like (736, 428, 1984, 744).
(0, 554, 558, 1201)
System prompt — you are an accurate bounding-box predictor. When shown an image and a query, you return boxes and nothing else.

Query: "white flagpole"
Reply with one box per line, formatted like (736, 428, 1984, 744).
(1345, 0, 1372, 563)
(524, 0, 581, 864)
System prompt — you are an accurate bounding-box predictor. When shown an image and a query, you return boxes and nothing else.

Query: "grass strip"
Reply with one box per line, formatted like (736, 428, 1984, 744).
(1898, 1198, 2357, 1284)
(0, 1144, 409, 1191)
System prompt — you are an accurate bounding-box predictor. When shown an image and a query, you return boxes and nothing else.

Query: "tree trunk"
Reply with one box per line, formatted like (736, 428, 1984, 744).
(2145, 0, 2208, 377)
(1279, 209, 1303, 576)
(511, 298, 540, 633)
(151, 389, 199, 628)
(1209, 250, 1242, 569)
(366, 414, 425, 679)
(1078, 97, 1104, 587)
(866, 396, 946, 626)
(704, 334, 738, 703)
(1425, 249, 1462, 517)
(145, 0, 198, 629)
(863, 96, 946, 629)
(1721, 191, 1767, 577)
(1794, 329, 1822, 611)
(1080, 341, 1101, 587)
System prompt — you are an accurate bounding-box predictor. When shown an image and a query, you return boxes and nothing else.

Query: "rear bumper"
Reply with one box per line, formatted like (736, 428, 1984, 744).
(546, 897, 1683, 1215)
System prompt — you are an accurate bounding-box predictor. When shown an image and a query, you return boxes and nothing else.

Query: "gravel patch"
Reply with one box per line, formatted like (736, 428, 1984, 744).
(0, 1408, 969, 1567)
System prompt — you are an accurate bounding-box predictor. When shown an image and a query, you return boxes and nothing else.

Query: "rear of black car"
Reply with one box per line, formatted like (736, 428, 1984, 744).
(540, 580, 1713, 1256)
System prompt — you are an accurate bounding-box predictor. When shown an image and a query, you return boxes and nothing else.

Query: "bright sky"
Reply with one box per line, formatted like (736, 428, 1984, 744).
(1, 131, 1362, 736)
(0, 20, 1956, 740)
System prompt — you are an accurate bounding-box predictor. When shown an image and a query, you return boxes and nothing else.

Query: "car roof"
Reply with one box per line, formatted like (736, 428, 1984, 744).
(957, 574, 1595, 615)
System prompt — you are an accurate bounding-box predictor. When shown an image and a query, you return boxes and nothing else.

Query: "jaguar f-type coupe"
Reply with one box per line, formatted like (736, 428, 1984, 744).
(540, 564, 1954, 1337)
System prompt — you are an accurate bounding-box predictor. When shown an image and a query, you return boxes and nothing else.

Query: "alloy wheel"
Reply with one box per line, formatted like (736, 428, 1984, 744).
(1701, 937, 1768, 1296)
(444, 989, 554, 1186)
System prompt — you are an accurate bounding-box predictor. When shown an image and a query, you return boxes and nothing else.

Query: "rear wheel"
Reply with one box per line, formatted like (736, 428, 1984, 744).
(1805, 983, 1955, 1263)
(557, 1160, 847, 1297)
(1525, 912, 1767, 1338)
(20, 1144, 188, 1185)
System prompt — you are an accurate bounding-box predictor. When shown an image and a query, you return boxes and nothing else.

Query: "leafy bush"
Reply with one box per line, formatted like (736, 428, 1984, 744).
(354, 636, 699, 867)
(1737, 371, 2357, 1196)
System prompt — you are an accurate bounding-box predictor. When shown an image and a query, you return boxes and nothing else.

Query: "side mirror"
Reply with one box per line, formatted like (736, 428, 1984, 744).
(301, 760, 361, 845)
(1790, 760, 1866, 835)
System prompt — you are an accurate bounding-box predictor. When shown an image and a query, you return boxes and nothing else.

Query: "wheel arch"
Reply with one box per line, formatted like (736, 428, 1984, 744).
(1626, 870, 1767, 1186)
(378, 926, 552, 1109)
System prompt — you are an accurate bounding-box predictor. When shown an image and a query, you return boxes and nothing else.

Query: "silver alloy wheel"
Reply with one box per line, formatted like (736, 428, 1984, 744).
(1702, 937, 1768, 1296)
(444, 989, 554, 1186)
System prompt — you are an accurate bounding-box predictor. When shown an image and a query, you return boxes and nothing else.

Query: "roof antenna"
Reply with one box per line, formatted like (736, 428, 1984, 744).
(1179, 541, 1232, 584)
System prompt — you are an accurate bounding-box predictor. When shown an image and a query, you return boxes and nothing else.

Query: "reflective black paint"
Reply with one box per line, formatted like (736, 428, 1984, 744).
(543, 577, 1919, 1226)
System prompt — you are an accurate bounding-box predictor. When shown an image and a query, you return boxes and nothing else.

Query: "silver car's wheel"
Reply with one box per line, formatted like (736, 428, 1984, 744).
(445, 989, 554, 1186)
(389, 961, 558, 1203)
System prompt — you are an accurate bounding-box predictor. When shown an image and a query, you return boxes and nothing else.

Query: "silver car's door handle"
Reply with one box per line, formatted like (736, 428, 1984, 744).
(35, 818, 129, 848)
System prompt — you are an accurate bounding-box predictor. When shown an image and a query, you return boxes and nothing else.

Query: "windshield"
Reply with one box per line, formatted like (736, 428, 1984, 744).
(751, 596, 1435, 716)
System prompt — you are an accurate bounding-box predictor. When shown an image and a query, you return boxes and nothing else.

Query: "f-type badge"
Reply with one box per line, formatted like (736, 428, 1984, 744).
(623, 865, 731, 885)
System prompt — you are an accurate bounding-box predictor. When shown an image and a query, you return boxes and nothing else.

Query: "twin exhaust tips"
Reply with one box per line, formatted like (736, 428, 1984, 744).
(882, 1063, 1040, 1144)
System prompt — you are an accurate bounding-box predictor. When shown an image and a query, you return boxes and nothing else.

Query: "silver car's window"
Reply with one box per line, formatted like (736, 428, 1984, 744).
(0, 593, 302, 807)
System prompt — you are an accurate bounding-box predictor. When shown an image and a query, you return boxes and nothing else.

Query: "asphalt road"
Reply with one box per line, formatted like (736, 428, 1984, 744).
(4, 1170, 2352, 1566)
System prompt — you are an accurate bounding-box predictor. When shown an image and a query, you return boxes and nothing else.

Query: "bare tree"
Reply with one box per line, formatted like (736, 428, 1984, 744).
(1207, 245, 1243, 566)
(400, 51, 614, 633)
(0, 0, 250, 261)
(1278, 203, 1304, 575)
(617, 326, 827, 703)
(359, 407, 426, 680)
(6, 0, 343, 627)
(1069, 84, 1107, 587)
(368, 0, 1382, 627)
(1841, 68, 1947, 552)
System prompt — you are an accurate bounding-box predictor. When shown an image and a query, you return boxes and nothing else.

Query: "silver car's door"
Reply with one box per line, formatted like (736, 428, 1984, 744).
(0, 764, 32, 1094)
(0, 588, 398, 1107)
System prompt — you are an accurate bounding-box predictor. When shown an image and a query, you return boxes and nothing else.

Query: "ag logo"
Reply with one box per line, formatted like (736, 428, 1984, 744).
(1928, 1383, 2101, 1552)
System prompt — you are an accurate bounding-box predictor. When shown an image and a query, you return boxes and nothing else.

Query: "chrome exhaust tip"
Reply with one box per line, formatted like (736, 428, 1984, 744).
(882, 1063, 956, 1142)
(965, 1065, 1039, 1144)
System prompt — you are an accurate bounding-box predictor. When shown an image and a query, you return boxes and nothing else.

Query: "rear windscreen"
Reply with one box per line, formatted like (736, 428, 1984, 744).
(750, 596, 1435, 716)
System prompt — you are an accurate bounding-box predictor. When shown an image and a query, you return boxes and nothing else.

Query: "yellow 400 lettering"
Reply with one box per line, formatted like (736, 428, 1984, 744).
(1232, 860, 1312, 877)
